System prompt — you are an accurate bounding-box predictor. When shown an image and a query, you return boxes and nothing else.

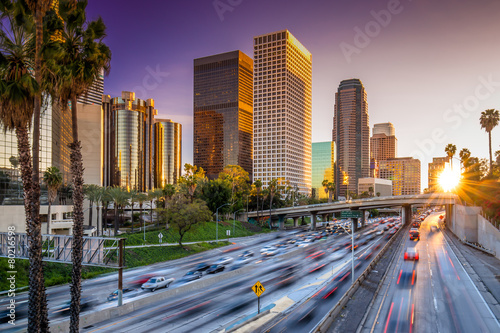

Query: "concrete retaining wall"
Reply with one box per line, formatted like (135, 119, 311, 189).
(478, 215, 500, 260)
(452, 205, 481, 242)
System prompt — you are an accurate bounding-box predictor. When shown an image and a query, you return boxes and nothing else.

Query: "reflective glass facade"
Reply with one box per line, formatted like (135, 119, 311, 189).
(311, 142, 335, 199)
(333, 79, 370, 198)
(253, 30, 312, 194)
(379, 157, 421, 195)
(154, 119, 182, 187)
(193, 50, 253, 180)
(103, 92, 156, 191)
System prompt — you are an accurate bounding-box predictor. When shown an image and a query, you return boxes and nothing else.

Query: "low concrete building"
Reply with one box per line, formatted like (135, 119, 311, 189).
(358, 177, 392, 197)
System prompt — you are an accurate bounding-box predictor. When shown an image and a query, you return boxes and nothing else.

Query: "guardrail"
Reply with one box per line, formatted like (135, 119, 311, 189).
(312, 224, 406, 332)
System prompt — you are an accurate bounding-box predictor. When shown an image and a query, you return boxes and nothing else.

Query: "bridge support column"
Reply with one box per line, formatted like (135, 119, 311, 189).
(293, 217, 299, 227)
(445, 204, 454, 230)
(352, 218, 359, 232)
(278, 215, 286, 230)
(311, 213, 317, 231)
(322, 214, 328, 223)
(360, 210, 366, 228)
(402, 204, 412, 225)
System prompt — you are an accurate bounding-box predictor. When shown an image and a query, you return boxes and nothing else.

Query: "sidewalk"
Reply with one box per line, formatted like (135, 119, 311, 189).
(444, 228, 500, 321)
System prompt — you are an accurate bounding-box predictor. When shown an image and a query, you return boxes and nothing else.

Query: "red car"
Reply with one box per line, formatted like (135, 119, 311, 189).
(404, 247, 419, 260)
(129, 274, 155, 287)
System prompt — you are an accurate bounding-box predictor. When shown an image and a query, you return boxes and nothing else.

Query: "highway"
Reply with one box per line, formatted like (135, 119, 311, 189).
(361, 213, 500, 333)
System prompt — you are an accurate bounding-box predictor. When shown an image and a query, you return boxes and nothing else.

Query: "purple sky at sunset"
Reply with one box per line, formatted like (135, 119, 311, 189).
(86, 0, 500, 190)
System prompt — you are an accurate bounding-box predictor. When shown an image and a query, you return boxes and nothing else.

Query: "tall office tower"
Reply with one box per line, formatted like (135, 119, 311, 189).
(154, 119, 182, 187)
(193, 50, 253, 180)
(379, 157, 421, 195)
(253, 30, 312, 194)
(428, 157, 450, 192)
(370, 122, 397, 161)
(333, 79, 369, 198)
(77, 69, 104, 105)
(102, 91, 157, 192)
(311, 142, 335, 199)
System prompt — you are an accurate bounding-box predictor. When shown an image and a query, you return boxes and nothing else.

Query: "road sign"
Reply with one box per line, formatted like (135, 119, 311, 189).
(340, 210, 363, 219)
(226, 230, 230, 236)
(252, 281, 265, 297)
(158, 232, 163, 243)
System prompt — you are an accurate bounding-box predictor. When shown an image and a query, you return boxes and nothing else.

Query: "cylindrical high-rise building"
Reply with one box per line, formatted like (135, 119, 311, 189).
(332, 79, 370, 198)
(154, 119, 182, 187)
(102, 91, 156, 192)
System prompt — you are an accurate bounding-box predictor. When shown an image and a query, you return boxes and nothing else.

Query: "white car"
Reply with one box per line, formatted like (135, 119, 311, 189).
(141, 276, 175, 292)
(215, 256, 234, 265)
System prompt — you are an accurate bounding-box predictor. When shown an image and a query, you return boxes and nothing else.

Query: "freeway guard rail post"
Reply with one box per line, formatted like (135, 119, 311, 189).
(312, 223, 407, 333)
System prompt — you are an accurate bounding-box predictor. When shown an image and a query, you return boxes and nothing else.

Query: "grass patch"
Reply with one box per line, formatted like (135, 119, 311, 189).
(117, 220, 272, 246)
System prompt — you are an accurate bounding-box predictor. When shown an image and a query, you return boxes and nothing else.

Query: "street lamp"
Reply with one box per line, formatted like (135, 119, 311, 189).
(216, 203, 231, 243)
(233, 209, 245, 238)
(337, 220, 355, 285)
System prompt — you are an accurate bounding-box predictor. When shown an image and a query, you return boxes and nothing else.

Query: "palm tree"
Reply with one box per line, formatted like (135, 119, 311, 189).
(83, 184, 101, 227)
(480, 109, 500, 174)
(321, 179, 335, 203)
(459, 148, 471, 170)
(52, 2, 111, 330)
(148, 188, 163, 228)
(93, 186, 105, 236)
(107, 187, 128, 236)
(253, 179, 262, 224)
(43, 166, 62, 234)
(128, 190, 139, 232)
(267, 179, 279, 228)
(162, 184, 176, 229)
(445, 144, 457, 168)
(0, 8, 50, 329)
(136, 192, 148, 234)
(101, 187, 111, 236)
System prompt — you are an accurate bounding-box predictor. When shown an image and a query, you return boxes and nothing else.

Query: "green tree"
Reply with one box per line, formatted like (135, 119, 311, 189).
(0, 6, 50, 329)
(163, 193, 212, 247)
(43, 166, 62, 234)
(459, 148, 471, 171)
(107, 187, 128, 235)
(445, 143, 457, 168)
(178, 163, 206, 202)
(321, 179, 335, 203)
(218, 165, 250, 205)
(480, 109, 500, 174)
(368, 186, 374, 197)
(253, 179, 262, 224)
(128, 190, 140, 232)
(50, 2, 111, 329)
(136, 192, 148, 232)
(200, 179, 232, 214)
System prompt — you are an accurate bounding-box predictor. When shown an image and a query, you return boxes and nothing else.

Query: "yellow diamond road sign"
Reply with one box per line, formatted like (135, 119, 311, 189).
(252, 281, 265, 297)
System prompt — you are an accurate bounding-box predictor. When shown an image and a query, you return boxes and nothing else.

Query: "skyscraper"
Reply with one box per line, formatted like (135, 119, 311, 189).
(102, 91, 157, 192)
(379, 157, 421, 195)
(370, 122, 397, 179)
(193, 50, 253, 180)
(333, 79, 369, 198)
(253, 30, 312, 194)
(154, 119, 182, 187)
(428, 157, 450, 192)
(311, 142, 335, 199)
(77, 69, 104, 105)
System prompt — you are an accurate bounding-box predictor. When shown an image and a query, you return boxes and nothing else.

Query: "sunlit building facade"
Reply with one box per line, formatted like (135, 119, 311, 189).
(428, 157, 450, 192)
(193, 50, 253, 180)
(379, 157, 421, 195)
(102, 92, 157, 192)
(333, 79, 370, 198)
(253, 30, 312, 194)
(312, 142, 335, 199)
(154, 119, 182, 187)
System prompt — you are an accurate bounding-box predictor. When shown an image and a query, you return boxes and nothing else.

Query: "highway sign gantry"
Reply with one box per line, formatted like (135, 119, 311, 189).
(252, 281, 265, 297)
(340, 210, 363, 219)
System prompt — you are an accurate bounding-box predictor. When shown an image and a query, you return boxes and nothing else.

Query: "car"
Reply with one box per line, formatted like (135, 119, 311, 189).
(129, 274, 155, 287)
(52, 297, 96, 316)
(430, 225, 438, 232)
(239, 250, 254, 258)
(260, 246, 277, 255)
(141, 276, 175, 291)
(215, 256, 233, 265)
(397, 262, 417, 288)
(194, 263, 211, 273)
(181, 270, 203, 282)
(107, 288, 139, 301)
(409, 228, 420, 241)
(404, 247, 419, 260)
(412, 222, 421, 229)
(206, 264, 225, 274)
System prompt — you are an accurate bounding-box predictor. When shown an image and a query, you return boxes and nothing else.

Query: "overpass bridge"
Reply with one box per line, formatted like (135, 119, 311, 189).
(247, 193, 458, 230)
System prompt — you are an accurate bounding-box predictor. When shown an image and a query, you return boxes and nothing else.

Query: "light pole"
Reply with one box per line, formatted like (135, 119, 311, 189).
(337, 220, 355, 285)
(233, 209, 245, 237)
(216, 203, 230, 243)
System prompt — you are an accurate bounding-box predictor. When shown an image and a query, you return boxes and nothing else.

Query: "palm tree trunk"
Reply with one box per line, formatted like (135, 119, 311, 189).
(47, 202, 51, 234)
(114, 205, 118, 235)
(69, 95, 85, 333)
(489, 131, 493, 174)
(16, 125, 48, 331)
(131, 201, 134, 233)
(96, 206, 101, 236)
(88, 200, 93, 227)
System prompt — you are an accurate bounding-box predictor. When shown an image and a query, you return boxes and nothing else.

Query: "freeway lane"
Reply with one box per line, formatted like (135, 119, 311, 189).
(362, 213, 500, 333)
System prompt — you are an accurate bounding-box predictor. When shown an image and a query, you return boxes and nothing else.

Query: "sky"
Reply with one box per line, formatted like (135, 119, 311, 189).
(86, 0, 500, 191)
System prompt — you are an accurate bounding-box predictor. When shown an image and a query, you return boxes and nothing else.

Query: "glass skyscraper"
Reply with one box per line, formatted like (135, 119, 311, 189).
(253, 30, 312, 194)
(311, 142, 335, 199)
(154, 119, 182, 187)
(193, 50, 253, 180)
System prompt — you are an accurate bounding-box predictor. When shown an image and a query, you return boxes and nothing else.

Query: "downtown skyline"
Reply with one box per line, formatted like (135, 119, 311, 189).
(85, 0, 500, 190)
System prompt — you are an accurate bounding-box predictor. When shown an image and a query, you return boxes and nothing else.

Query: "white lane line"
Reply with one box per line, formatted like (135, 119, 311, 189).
(443, 233, 500, 328)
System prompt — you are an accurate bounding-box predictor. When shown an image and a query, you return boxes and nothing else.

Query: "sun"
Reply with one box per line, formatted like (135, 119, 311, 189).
(438, 163, 461, 192)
